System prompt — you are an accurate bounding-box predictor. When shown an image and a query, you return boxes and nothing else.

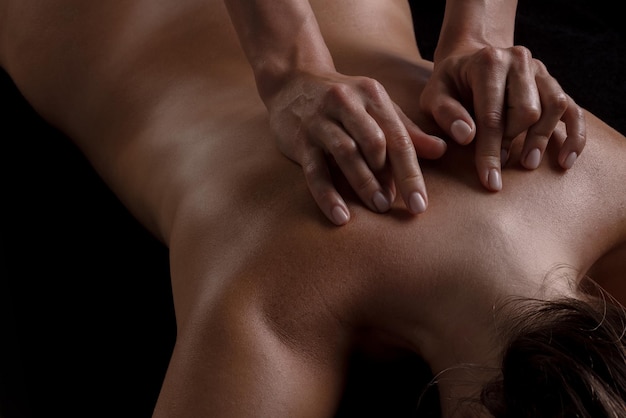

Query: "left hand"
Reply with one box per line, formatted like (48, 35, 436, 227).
(266, 70, 447, 226)
(419, 44, 586, 191)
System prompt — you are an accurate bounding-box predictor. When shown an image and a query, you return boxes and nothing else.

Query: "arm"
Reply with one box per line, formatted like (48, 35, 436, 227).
(223, 0, 446, 225)
(435, 0, 517, 60)
(222, 0, 334, 102)
(420, 0, 586, 191)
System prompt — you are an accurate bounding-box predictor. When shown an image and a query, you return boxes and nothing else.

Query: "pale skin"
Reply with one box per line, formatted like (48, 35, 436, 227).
(224, 0, 586, 225)
(0, 0, 623, 417)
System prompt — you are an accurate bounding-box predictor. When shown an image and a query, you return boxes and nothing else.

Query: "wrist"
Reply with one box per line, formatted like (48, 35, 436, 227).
(252, 50, 336, 104)
(435, 0, 516, 63)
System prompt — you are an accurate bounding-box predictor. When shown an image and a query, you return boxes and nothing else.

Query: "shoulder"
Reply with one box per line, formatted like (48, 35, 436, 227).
(585, 241, 626, 306)
(157, 273, 348, 416)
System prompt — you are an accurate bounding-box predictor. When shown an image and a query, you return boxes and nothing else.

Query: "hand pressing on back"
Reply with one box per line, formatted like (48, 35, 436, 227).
(420, 0, 585, 191)
(420, 43, 586, 191)
(224, 0, 445, 225)
(266, 70, 447, 225)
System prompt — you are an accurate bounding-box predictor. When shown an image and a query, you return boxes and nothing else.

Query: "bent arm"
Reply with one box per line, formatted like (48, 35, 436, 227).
(222, 0, 335, 102)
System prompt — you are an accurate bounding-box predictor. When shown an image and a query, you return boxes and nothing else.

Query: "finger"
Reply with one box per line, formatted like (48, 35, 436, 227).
(471, 49, 509, 191)
(420, 80, 476, 145)
(502, 46, 541, 140)
(519, 73, 568, 170)
(301, 147, 351, 226)
(325, 78, 387, 172)
(395, 104, 448, 159)
(316, 122, 391, 213)
(474, 138, 503, 192)
(365, 87, 429, 214)
(384, 124, 429, 214)
(338, 102, 387, 172)
(375, 160, 397, 207)
(558, 94, 586, 169)
(355, 80, 428, 213)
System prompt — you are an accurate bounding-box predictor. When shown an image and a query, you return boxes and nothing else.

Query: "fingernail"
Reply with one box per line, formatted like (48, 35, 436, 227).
(500, 148, 509, 167)
(563, 152, 578, 169)
(450, 120, 472, 144)
(488, 168, 502, 191)
(331, 206, 350, 225)
(524, 148, 541, 169)
(409, 192, 427, 214)
(373, 191, 390, 212)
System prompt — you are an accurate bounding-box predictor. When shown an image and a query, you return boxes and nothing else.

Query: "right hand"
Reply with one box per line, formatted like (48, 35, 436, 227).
(420, 45, 586, 191)
(264, 70, 447, 226)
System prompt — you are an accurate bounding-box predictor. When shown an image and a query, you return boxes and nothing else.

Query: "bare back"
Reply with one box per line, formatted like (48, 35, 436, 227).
(2, 0, 626, 415)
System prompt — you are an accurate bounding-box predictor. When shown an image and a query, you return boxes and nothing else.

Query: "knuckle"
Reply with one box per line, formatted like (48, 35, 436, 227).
(329, 138, 359, 160)
(358, 77, 385, 98)
(430, 96, 458, 121)
(512, 104, 541, 126)
(360, 131, 386, 154)
(302, 157, 322, 180)
(355, 173, 376, 194)
(546, 91, 569, 113)
(476, 153, 502, 169)
(385, 131, 413, 153)
(398, 172, 422, 190)
(475, 45, 504, 66)
(477, 110, 505, 132)
(509, 45, 533, 61)
(326, 83, 352, 105)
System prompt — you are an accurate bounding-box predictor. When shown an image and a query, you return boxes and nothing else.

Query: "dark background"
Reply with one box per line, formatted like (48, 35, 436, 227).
(1, 1, 624, 417)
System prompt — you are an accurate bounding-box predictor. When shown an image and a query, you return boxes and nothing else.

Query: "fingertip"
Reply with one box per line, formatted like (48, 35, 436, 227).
(523, 148, 541, 170)
(561, 151, 578, 170)
(450, 119, 473, 145)
(408, 192, 427, 214)
(373, 191, 391, 213)
(487, 168, 502, 192)
(331, 205, 350, 226)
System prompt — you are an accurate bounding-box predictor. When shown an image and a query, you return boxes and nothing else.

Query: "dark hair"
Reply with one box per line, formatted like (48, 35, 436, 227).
(480, 294, 626, 417)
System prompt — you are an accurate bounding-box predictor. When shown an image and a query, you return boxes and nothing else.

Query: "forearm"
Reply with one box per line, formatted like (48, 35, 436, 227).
(223, 0, 335, 102)
(435, 0, 518, 62)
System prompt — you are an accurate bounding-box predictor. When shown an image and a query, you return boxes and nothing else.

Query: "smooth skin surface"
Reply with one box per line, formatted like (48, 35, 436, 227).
(0, 0, 623, 416)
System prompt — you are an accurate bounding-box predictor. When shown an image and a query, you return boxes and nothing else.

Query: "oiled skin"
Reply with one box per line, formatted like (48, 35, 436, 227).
(1, 0, 624, 416)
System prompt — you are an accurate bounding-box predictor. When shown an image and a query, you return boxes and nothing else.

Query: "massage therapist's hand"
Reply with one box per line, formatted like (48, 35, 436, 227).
(267, 70, 447, 225)
(420, 44, 587, 191)
(223, 0, 449, 226)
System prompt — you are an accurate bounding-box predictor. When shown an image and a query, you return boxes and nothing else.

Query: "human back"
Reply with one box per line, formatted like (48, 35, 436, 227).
(1, 0, 626, 416)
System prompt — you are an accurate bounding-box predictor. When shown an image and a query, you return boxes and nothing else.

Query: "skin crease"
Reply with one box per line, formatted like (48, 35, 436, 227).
(1, 0, 625, 417)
